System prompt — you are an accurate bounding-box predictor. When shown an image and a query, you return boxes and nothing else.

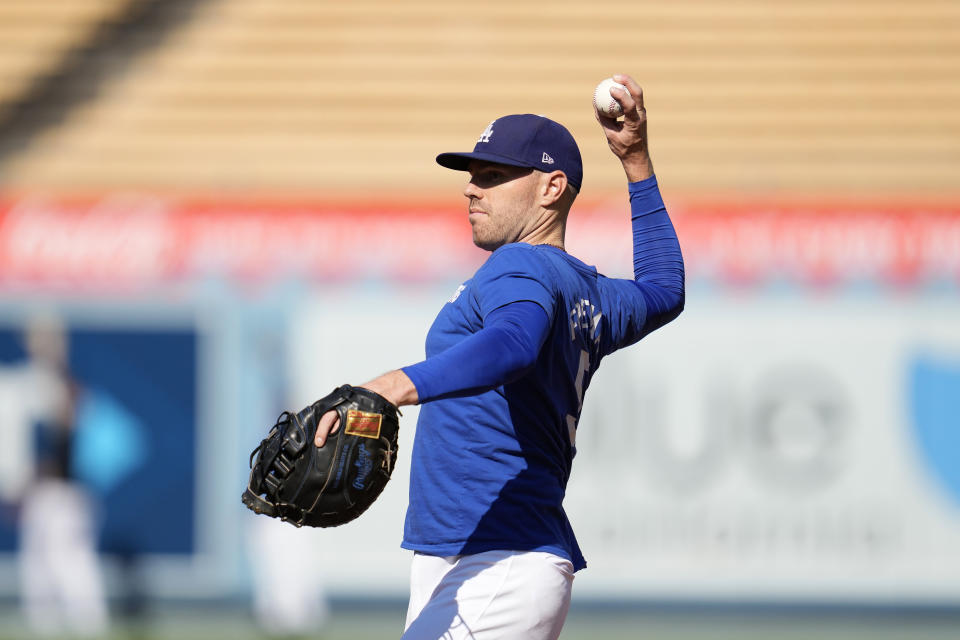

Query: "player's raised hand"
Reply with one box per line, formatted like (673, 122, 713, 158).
(595, 74, 653, 182)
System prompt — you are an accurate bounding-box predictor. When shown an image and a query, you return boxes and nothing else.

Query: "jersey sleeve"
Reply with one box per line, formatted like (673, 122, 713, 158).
(471, 245, 558, 320)
(402, 301, 551, 403)
(599, 175, 685, 356)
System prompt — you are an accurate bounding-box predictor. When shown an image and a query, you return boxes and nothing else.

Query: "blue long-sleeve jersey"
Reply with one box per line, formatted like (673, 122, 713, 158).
(401, 175, 684, 570)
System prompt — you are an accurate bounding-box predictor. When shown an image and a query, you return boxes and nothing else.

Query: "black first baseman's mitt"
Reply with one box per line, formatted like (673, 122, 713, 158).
(242, 385, 400, 528)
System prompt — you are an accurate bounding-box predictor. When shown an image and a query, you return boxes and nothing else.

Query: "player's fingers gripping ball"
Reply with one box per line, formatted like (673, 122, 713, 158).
(593, 78, 628, 118)
(242, 385, 400, 528)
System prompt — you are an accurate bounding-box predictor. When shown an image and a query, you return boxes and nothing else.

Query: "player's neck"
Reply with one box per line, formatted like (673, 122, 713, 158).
(518, 214, 566, 251)
(533, 239, 566, 251)
(520, 230, 565, 251)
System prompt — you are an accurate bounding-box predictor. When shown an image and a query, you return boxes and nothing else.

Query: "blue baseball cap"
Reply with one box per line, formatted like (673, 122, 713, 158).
(436, 114, 583, 191)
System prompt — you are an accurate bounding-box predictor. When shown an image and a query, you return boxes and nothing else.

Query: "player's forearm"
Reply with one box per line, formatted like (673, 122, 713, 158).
(629, 176, 685, 314)
(359, 369, 419, 407)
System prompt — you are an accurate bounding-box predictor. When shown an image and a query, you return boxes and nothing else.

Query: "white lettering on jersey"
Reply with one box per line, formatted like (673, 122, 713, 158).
(566, 301, 600, 447)
(568, 298, 602, 345)
(449, 284, 466, 303)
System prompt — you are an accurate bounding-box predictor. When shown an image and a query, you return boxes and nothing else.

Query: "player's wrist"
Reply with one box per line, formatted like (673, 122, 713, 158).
(361, 369, 419, 407)
(620, 153, 653, 182)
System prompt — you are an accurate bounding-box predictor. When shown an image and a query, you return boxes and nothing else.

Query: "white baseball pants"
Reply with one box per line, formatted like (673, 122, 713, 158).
(19, 480, 108, 638)
(402, 549, 574, 640)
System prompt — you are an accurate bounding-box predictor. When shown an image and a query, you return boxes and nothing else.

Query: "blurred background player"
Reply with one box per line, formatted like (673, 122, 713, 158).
(244, 322, 330, 638)
(2, 314, 149, 638)
(14, 315, 108, 638)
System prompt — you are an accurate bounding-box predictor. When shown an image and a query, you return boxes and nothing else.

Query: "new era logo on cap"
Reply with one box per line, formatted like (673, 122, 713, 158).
(436, 114, 583, 192)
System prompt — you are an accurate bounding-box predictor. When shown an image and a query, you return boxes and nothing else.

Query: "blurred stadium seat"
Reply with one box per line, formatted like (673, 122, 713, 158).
(0, 0, 956, 197)
(0, 0, 130, 114)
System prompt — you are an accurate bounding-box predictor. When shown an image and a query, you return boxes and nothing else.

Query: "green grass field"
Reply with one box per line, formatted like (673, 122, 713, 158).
(2, 602, 959, 640)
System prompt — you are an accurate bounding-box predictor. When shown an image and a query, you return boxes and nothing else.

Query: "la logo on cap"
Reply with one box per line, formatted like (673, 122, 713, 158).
(478, 121, 494, 143)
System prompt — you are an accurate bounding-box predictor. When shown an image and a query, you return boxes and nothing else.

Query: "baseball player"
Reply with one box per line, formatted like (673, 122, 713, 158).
(314, 74, 684, 639)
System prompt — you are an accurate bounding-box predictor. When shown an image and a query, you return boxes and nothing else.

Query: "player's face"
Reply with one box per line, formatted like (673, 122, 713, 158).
(464, 161, 539, 251)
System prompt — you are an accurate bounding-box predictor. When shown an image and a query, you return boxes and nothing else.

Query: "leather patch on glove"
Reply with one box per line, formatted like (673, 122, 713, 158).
(344, 409, 383, 439)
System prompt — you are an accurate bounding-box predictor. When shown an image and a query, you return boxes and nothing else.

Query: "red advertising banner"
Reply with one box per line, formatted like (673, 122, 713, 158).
(666, 200, 960, 288)
(0, 194, 958, 291)
(0, 194, 484, 291)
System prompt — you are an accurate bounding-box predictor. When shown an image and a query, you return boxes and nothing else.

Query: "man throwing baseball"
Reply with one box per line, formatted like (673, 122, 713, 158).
(314, 74, 685, 639)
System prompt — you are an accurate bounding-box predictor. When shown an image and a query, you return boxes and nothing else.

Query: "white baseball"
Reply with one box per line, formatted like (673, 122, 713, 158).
(593, 78, 627, 118)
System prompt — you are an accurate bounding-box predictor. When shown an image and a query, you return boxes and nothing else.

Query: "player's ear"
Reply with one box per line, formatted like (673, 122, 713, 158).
(540, 171, 568, 208)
